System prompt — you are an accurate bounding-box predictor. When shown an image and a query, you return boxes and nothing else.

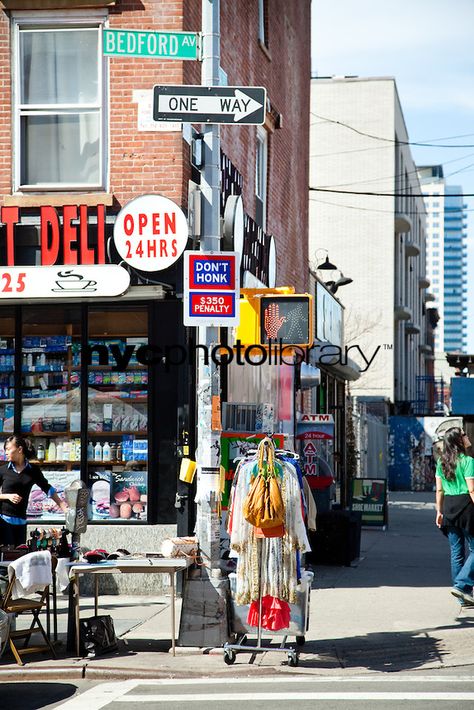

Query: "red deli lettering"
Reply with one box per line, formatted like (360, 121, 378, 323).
(0, 205, 106, 266)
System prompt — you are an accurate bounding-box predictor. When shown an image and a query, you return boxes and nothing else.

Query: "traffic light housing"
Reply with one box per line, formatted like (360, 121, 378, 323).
(235, 289, 313, 348)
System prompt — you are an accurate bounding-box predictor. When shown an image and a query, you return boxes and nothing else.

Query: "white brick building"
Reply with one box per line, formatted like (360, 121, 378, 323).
(309, 77, 432, 411)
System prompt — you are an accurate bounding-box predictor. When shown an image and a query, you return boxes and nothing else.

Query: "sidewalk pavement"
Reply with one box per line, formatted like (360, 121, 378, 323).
(0, 491, 473, 680)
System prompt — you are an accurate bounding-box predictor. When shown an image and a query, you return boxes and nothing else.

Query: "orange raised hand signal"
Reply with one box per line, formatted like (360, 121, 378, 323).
(264, 302, 286, 339)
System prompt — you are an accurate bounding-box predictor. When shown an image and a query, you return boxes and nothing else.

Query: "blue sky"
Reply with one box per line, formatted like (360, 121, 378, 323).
(312, 0, 474, 349)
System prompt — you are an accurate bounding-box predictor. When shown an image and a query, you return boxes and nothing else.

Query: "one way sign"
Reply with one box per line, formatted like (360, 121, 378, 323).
(153, 84, 266, 124)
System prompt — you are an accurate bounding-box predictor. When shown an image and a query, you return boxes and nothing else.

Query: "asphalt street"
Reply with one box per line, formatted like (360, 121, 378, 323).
(4, 673, 474, 710)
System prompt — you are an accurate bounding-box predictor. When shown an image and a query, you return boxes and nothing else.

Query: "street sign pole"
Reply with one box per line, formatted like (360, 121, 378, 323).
(179, 0, 230, 649)
(196, 0, 222, 571)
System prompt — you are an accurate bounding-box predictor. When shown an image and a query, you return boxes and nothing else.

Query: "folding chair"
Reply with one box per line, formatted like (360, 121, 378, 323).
(1, 555, 57, 665)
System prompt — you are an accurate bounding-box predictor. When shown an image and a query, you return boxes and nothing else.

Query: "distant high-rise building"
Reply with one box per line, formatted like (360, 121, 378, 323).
(418, 166, 468, 353)
(444, 186, 468, 352)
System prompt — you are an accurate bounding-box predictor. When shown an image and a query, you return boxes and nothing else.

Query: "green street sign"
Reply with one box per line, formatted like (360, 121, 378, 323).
(103, 29, 199, 60)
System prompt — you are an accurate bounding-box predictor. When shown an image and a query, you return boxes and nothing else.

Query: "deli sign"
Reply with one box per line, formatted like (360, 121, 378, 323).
(0, 265, 130, 299)
(0, 204, 133, 299)
(0, 205, 108, 266)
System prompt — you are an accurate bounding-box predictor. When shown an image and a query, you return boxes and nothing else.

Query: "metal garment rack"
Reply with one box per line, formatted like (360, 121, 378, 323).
(223, 448, 301, 666)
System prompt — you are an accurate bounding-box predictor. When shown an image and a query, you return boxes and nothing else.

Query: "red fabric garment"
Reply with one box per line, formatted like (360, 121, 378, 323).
(246, 595, 291, 631)
(247, 600, 260, 626)
(253, 523, 285, 538)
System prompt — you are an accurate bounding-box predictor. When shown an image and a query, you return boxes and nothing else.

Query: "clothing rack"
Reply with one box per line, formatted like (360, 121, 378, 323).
(223, 537, 300, 666)
(223, 439, 310, 667)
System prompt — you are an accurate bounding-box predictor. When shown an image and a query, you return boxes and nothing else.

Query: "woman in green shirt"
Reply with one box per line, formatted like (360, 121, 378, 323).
(436, 427, 474, 606)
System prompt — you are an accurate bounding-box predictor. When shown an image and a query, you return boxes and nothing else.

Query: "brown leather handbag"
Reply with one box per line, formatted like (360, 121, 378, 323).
(243, 438, 285, 529)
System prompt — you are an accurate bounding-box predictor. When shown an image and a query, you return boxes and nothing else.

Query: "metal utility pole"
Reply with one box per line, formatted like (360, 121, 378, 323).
(178, 0, 230, 647)
(195, 0, 222, 569)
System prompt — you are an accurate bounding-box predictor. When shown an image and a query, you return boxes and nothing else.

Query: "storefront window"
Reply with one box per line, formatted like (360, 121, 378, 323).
(21, 306, 82, 519)
(0, 304, 154, 524)
(87, 308, 148, 522)
(0, 315, 15, 443)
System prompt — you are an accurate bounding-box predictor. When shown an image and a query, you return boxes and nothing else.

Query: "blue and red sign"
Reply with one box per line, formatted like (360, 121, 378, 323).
(189, 292, 236, 318)
(188, 254, 236, 290)
(183, 251, 240, 327)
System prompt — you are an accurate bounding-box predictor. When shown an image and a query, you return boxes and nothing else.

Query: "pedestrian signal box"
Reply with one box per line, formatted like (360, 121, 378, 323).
(259, 295, 313, 347)
(235, 291, 313, 348)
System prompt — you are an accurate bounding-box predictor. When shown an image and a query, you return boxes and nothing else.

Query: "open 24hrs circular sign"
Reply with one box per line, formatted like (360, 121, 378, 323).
(113, 194, 189, 272)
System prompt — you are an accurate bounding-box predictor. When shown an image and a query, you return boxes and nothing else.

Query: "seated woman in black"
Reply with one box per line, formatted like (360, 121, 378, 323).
(0, 435, 68, 547)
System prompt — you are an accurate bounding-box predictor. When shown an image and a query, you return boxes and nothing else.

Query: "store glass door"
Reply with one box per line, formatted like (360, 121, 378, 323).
(21, 305, 82, 518)
(87, 307, 148, 522)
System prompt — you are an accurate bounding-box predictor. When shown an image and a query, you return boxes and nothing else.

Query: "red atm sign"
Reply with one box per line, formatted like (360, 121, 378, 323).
(183, 251, 240, 327)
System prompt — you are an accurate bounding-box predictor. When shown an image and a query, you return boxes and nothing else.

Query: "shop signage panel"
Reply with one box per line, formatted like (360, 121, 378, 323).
(153, 85, 266, 125)
(113, 194, 189, 272)
(296, 417, 335, 485)
(316, 282, 343, 348)
(350, 478, 388, 527)
(0, 265, 130, 300)
(0, 204, 107, 267)
(103, 29, 199, 60)
(183, 251, 240, 327)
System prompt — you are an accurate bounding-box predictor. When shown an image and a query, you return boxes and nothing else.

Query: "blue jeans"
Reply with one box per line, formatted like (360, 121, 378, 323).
(446, 526, 474, 594)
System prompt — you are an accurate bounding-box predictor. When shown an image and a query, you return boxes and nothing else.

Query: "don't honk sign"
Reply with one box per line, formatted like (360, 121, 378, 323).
(183, 251, 240, 326)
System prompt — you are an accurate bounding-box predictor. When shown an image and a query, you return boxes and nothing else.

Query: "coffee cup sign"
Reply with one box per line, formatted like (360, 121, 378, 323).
(113, 194, 189, 272)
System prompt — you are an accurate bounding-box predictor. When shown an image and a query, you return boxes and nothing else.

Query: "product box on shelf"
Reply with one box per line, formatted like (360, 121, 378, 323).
(132, 439, 148, 461)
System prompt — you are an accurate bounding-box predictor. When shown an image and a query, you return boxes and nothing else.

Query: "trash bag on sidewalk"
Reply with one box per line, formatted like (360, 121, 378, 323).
(79, 615, 118, 658)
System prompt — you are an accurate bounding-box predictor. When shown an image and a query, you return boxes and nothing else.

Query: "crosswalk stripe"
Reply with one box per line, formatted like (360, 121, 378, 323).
(115, 692, 474, 702)
(126, 676, 474, 684)
(55, 678, 474, 709)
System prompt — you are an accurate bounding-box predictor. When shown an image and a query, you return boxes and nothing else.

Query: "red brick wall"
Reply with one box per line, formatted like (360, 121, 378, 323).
(0, 11, 11, 199)
(218, 0, 311, 292)
(109, 1, 187, 209)
(0, 1, 310, 292)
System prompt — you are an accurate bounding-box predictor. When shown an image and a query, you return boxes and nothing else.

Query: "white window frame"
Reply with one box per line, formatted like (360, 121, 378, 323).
(12, 9, 109, 192)
(258, 0, 266, 45)
(255, 125, 268, 230)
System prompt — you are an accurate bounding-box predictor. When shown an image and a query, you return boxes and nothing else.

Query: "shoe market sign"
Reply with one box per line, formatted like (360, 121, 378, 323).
(350, 478, 388, 528)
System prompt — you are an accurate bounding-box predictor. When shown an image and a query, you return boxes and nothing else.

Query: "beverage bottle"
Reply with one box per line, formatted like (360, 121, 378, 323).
(47, 440, 56, 462)
(37, 444, 45, 461)
(87, 441, 94, 460)
(110, 443, 117, 461)
(94, 442, 103, 461)
(116, 443, 122, 462)
(102, 442, 111, 462)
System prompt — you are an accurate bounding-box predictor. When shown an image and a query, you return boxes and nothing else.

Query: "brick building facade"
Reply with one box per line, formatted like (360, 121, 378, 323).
(0, 1, 310, 574)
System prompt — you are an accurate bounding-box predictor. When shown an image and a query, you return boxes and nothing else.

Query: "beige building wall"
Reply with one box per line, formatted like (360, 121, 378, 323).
(310, 77, 429, 408)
